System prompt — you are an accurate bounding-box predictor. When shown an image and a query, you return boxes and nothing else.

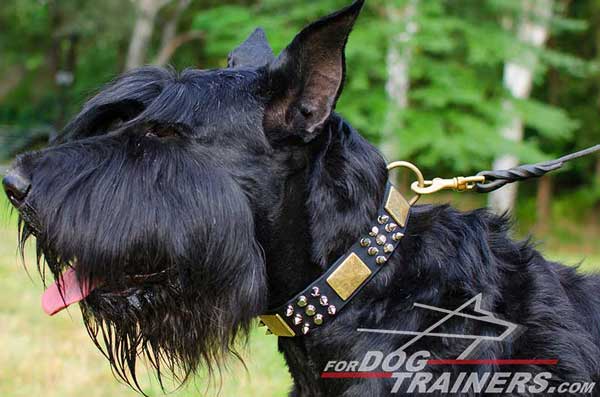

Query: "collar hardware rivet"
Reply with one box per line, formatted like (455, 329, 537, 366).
(297, 296, 308, 307)
(378, 215, 389, 224)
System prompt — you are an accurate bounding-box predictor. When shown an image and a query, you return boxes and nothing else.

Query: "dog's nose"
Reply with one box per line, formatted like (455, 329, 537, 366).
(2, 171, 31, 207)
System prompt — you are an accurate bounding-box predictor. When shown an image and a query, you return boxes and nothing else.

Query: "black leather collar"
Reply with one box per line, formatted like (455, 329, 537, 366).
(260, 181, 412, 337)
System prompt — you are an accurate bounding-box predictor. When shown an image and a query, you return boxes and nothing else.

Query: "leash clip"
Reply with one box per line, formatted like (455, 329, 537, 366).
(411, 176, 486, 195)
(387, 161, 426, 205)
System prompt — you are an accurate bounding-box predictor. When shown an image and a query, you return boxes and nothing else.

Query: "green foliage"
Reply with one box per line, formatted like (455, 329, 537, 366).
(0, 126, 54, 161)
(385, 0, 590, 175)
(0, 0, 132, 129)
(193, 5, 256, 64)
(0, 0, 597, 212)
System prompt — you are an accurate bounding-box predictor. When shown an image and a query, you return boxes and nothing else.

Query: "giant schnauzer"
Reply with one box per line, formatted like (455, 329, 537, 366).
(3, 1, 600, 395)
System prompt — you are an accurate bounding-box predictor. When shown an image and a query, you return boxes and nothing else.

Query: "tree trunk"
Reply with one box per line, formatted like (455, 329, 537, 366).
(153, 31, 204, 67)
(535, 176, 552, 234)
(534, 44, 560, 231)
(125, 0, 171, 71)
(0, 65, 25, 101)
(55, 34, 79, 134)
(489, 0, 554, 215)
(595, 5, 600, 189)
(594, 154, 600, 187)
(379, 0, 418, 163)
(47, 0, 62, 79)
(152, 0, 190, 65)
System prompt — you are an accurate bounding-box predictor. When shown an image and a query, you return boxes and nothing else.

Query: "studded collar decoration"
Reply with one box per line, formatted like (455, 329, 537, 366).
(259, 181, 412, 337)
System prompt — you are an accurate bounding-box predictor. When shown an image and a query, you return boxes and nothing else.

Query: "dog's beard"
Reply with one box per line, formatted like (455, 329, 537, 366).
(17, 134, 268, 392)
(79, 267, 262, 393)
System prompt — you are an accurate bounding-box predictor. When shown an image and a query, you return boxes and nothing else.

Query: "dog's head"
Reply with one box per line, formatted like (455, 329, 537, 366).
(2, 0, 365, 390)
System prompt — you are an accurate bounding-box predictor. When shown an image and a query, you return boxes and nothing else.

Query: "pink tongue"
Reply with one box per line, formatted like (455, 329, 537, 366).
(41, 268, 93, 316)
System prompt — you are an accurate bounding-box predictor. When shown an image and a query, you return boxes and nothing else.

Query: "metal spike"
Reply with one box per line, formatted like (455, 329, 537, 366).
(385, 223, 398, 233)
(360, 238, 371, 247)
(294, 314, 303, 325)
(302, 323, 310, 335)
(378, 215, 390, 225)
(314, 314, 324, 325)
(319, 295, 329, 306)
(258, 320, 266, 327)
(369, 226, 379, 237)
(368, 247, 379, 256)
(285, 305, 294, 317)
(376, 234, 387, 245)
(265, 329, 273, 335)
(376, 256, 387, 265)
(297, 295, 308, 307)
(305, 305, 316, 316)
(384, 243, 394, 254)
(311, 286, 320, 297)
(392, 232, 404, 241)
(328, 305, 337, 316)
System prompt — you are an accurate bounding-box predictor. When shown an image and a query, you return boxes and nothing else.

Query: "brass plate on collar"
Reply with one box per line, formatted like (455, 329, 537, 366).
(326, 253, 372, 301)
(385, 186, 411, 227)
(259, 314, 296, 337)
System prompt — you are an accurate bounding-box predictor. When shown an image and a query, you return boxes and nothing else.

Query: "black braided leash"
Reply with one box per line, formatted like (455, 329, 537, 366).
(475, 144, 600, 193)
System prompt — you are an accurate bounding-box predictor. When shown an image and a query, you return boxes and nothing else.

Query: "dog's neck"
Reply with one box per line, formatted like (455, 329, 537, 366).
(265, 114, 387, 308)
(306, 115, 388, 268)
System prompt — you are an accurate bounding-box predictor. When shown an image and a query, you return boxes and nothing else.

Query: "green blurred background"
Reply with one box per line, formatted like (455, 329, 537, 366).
(0, 0, 598, 396)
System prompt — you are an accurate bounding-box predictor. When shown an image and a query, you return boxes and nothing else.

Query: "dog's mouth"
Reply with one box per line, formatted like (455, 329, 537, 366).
(18, 211, 176, 317)
(42, 267, 94, 315)
(17, 212, 173, 316)
(41, 267, 170, 316)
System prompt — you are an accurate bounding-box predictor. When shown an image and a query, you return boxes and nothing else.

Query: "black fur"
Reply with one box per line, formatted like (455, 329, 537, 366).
(14, 67, 272, 391)
(5, 1, 600, 396)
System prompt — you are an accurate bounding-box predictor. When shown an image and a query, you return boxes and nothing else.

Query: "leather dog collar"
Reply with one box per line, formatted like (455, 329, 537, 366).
(259, 143, 600, 336)
(259, 181, 413, 337)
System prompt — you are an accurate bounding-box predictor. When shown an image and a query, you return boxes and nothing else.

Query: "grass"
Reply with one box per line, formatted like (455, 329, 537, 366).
(0, 194, 598, 396)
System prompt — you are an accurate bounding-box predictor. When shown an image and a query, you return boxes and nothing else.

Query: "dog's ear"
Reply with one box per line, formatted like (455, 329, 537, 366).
(264, 0, 364, 140)
(228, 28, 275, 69)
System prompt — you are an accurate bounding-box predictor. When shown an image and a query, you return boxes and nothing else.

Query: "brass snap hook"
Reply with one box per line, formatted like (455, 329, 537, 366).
(411, 176, 486, 195)
(387, 161, 425, 205)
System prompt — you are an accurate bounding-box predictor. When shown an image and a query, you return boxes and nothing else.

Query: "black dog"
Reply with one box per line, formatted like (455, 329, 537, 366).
(3, 1, 600, 395)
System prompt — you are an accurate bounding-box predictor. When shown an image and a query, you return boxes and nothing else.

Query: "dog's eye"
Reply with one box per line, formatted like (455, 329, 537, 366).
(145, 127, 178, 139)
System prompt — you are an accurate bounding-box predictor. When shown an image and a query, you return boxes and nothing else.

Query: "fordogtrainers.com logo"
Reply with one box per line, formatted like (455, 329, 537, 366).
(320, 294, 596, 394)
